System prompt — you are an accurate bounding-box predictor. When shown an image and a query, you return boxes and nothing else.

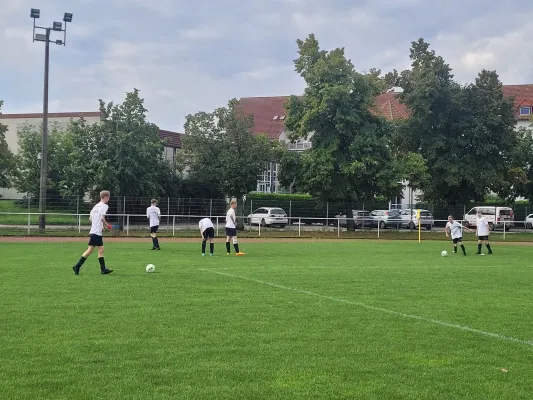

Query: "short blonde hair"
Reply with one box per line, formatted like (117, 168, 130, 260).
(100, 190, 110, 199)
(151, 199, 158, 205)
(230, 200, 237, 206)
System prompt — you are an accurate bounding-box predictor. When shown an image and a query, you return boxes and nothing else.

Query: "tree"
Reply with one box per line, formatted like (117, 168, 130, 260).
(0, 101, 14, 189)
(12, 122, 64, 198)
(278, 34, 416, 228)
(181, 98, 275, 200)
(399, 39, 520, 204)
(60, 89, 174, 200)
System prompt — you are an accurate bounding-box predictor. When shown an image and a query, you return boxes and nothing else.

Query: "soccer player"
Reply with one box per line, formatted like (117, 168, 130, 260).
(199, 217, 215, 256)
(476, 210, 493, 255)
(147, 199, 161, 250)
(445, 215, 473, 255)
(225, 200, 245, 256)
(72, 190, 113, 275)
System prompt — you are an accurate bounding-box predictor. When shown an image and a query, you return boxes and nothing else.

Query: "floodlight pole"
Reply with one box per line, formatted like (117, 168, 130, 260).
(38, 27, 50, 231)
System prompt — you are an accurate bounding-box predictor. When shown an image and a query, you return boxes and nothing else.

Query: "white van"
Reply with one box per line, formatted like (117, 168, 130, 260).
(463, 206, 514, 231)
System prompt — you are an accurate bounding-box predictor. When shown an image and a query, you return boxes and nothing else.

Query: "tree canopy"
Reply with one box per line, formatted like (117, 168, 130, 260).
(0, 101, 14, 189)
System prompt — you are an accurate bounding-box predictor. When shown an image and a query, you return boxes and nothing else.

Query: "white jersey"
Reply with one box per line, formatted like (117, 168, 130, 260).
(199, 218, 214, 233)
(446, 221, 463, 239)
(89, 201, 109, 236)
(477, 217, 489, 236)
(225, 208, 236, 228)
(146, 205, 161, 227)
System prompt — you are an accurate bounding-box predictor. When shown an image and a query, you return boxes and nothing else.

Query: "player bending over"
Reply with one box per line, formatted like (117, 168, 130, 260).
(225, 200, 245, 256)
(72, 190, 113, 275)
(147, 199, 161, 250)
(476, 211, 493, 255)
(445, 215, 473, 255)
(199, 217, 215, 256)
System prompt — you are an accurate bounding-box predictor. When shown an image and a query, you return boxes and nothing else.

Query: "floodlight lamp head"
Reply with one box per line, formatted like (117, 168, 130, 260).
(30, 9, 40, 19)
(53, 21, 62, 31)
(63, 13, 73, 23)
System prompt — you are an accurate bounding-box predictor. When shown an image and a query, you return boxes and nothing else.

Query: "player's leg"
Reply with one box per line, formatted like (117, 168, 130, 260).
(485, 238, 492, 254)
(458, 238, 466, 255)
(98, 244, 113, 274)
(73, 245, 94, 275)
(208, 228, 214, 256)
(202, 231, 207, 256)
(476, 237, 482, 254)
(452, 238, 458, 253)
(153, 226, 160, 250)
(233, 235, 245, 256)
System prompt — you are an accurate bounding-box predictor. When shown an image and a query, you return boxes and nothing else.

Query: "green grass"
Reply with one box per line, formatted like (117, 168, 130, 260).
(1, 240, 533, 399)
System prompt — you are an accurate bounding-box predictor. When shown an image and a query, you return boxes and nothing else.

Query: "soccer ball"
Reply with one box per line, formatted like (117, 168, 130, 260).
(145, 264, 155, 273)
(441, 251, 448, 257)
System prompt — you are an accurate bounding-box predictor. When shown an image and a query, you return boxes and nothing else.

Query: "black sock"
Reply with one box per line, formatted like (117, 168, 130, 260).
(98, 257, 106, 271)
(75, 256, 87, 268)
(234, 243, 240, 253)
(454, 246, 457, 253)
(226, 242, 231, 253)
(154, 237, 160, 248)
(151, 237, 156, 247)
(210, 243, 214, 254)
(477, 243, 482, 252)
(486, 243, 492, 252)
(202, 241, 206, 253)
(460, 244, 466, 254)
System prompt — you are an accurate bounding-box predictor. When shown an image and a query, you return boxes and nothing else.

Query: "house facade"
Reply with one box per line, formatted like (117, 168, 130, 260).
(0, 111, 182, 198)
(240, 85, 533, 203)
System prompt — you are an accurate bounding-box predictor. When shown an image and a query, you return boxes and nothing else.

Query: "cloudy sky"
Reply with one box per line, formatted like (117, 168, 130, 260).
(1, 0, 532, 132)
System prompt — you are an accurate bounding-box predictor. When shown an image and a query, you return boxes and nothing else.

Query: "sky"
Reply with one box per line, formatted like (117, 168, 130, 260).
(1, 0, 533, 132)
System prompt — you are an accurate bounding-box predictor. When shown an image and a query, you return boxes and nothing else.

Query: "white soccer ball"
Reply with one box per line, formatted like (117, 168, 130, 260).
(441, 251, 448, 257)
(145, 264, 155, 273)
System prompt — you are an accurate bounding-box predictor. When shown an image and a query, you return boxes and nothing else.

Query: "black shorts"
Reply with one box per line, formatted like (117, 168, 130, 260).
(225, 227, 237, 237)
(478, 235, 489, 241)
(202, 227, 215, 240)
(452, 237, 463, 244)
(150, 225, 159, 233)
(88, 234, 103, 247)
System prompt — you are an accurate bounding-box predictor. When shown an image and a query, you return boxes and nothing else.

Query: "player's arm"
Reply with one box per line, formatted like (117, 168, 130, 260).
(231, 210, 236, 225)
(445, 225, 450, 237)
(157, 208, 161, 221)
(101, 207, 111, 230)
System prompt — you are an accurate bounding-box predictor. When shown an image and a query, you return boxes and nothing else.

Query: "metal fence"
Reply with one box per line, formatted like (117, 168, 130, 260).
(0, 211, 530, 240)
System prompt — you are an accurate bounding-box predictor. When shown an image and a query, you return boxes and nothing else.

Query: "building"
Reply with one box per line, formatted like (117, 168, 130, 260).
(239, 85, 533, 201)
(0, 111, 182, 198)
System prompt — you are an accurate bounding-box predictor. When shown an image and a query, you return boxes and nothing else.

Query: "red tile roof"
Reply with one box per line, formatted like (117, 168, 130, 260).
(159, 129, 182, 148)
(241, 85, 533, 138)
(238, 96, 288, 139)
(501, 85, 533, 120)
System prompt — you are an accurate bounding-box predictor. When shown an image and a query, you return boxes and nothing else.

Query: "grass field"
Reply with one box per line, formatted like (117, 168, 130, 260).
(1, 239, 533, 399)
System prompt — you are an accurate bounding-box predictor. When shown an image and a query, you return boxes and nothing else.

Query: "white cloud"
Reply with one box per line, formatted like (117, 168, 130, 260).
(2, 0, 533, 131)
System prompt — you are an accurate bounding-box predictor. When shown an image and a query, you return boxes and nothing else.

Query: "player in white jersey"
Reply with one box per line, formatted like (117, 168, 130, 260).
(72, 190, 113, 275)
(146, 199, 161, 250)
(476, 211, 492, 255)
(445, 215, 473, 255)
(199, 217, 215, 256)
(225, 200, 245, 256)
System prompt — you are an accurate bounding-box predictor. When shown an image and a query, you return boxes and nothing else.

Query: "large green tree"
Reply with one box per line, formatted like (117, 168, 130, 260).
(399, 39, 521, 204)
(0, 101, 15, 189)
(278, 34, 424, 227)
(12, 122, 64, 198)
(181, 98, 275, 200)
(60, 89, 175, 199)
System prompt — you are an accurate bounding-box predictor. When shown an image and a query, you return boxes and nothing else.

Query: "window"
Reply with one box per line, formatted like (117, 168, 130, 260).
(520, 107, 531, 115)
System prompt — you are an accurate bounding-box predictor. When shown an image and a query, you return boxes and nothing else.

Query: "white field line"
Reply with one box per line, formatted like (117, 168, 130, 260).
(199, 268, 533, 348)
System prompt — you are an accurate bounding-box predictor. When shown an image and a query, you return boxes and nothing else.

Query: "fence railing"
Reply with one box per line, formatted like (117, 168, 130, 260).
(0, 212, 529, 239)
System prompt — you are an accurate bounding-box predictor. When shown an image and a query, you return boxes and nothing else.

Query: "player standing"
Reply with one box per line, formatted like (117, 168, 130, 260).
(72, 190, 113, 275)
(199, 217, 215, 256)
(147, 199, 161, 250)
(225, 200, 245, 256)
(445, 215, 473, 255)
(476, 210, 493, 255)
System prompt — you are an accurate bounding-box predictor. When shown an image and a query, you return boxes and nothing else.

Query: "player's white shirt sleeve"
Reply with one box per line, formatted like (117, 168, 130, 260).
(225, 209, 236, 228)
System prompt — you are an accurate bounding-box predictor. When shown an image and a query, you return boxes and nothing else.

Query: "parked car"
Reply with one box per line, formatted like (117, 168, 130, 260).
(370, 209, 402, 229)
(525, 214, 533, 229)
(463, 206, 514, 231)
(247, 207, 288, 228)
(336, 210, 373, 228)
(399, 209, 434, 230)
